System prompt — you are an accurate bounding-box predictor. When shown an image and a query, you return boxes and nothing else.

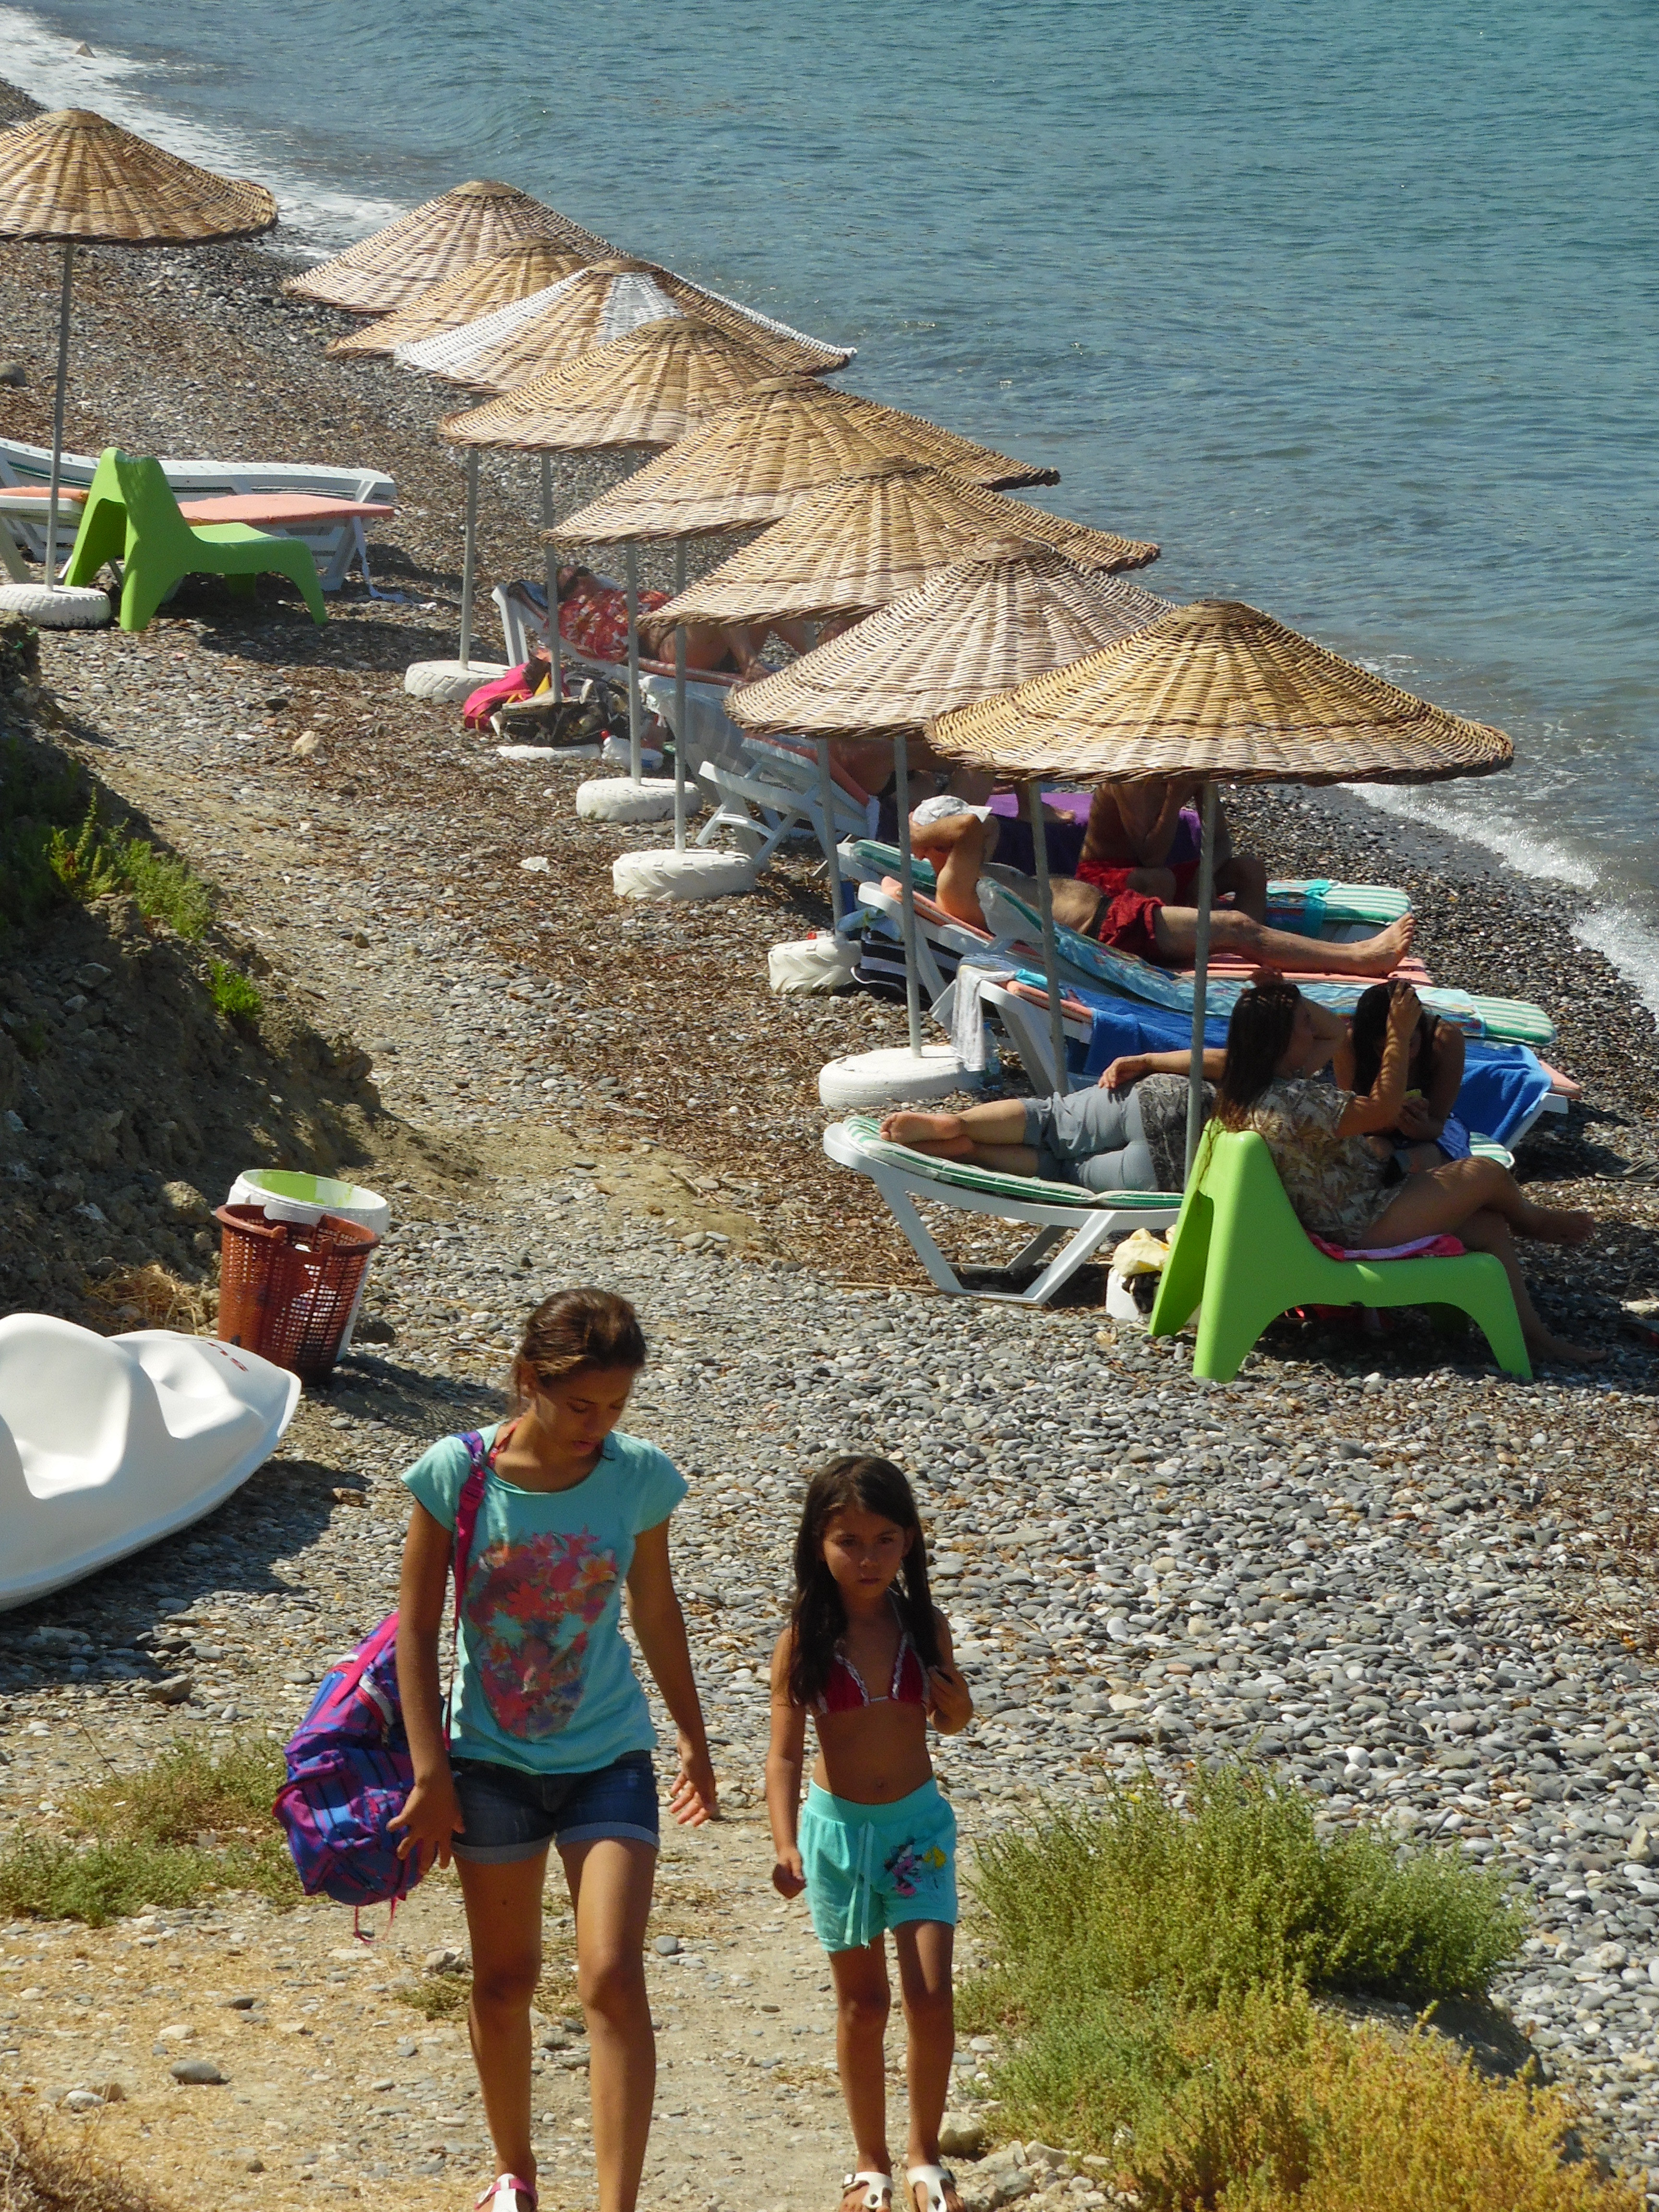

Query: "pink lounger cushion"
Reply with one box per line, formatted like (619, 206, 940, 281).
(1307, 1230, 1466, 1262)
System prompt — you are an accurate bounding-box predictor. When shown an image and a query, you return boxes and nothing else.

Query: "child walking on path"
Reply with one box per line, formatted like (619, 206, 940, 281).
(391, 1289, 717, 2212)
(767, 1456, 975, 2212)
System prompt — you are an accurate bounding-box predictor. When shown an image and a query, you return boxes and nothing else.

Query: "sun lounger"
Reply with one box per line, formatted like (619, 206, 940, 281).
(494, 577, 751, 774)
(1148, 1129, 1530, 1381)
(0, 433, 393, 591)
(697, 736, 873, 872)
(824, 1114, 1179, 1304)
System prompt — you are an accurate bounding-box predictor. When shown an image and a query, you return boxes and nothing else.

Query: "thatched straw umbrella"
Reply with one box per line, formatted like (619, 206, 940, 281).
(0, 107, 277, 625)
(929, 597, 1515, 1168)
(283, 180, 613, 316)
(326, 239, 595, 359)
(641, 458, 1158, 903)
(553, 373, 1059, 546)
(732, 541, 1169, 1087)
(428, 316, 778, 787)
(398, 255, 852, 388)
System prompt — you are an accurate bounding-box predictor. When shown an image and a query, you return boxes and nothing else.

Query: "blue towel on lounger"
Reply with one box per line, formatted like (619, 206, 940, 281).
(1066, 989, 1553, 1149)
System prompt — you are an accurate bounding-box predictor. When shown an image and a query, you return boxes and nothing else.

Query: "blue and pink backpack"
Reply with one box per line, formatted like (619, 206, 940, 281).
(274, 1431, 488, 1913)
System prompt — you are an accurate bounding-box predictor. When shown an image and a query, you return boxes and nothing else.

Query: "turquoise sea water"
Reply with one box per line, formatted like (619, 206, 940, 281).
(5, 0, 1659, 993)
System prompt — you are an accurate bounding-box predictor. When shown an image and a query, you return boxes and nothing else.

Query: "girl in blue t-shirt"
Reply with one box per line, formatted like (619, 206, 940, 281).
(391, 1287, 717, 2212)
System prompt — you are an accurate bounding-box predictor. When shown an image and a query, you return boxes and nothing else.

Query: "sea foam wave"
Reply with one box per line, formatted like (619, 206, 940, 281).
(0, 5, 402, 255)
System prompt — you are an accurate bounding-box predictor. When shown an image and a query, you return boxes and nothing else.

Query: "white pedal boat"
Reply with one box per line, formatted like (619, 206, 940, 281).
(0, 1314, 300, 1611)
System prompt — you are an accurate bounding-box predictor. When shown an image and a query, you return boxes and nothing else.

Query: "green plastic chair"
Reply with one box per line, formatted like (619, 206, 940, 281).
(62, 448, 326, 632)
(1147, 1128, 1530, 1382)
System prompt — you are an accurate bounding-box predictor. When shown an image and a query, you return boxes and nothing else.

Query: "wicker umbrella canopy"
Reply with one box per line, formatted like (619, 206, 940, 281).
(327, 239, 593, 360)
(398, 255, 852, 388)
(282, 180, 614, 316)
(0, 107, 277, 624)
(926, 597, 1515, 786)
(437, 314, 779, 454)
(730, 540, 1168, 740)
(0, 106, 276, 243)
(553, 374, 1059, 542)
(642, 458, 1157, 640)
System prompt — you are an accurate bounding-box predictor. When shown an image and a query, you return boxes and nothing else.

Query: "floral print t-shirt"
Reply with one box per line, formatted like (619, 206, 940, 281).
(558, 573, 670, 666)
(1245, 1076, 1390, 1244)
(402, 1424, 685, 1775)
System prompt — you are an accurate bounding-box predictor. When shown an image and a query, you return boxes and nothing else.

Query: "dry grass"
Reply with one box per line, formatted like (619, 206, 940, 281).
(82, 1262, 212, 1334)
(0, 2098, 166, 2212)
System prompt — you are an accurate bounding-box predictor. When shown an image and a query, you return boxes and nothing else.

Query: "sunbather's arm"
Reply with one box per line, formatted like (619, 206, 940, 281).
(1098, 1047, 1226, 1090)
(1114, 776, 1202, 866)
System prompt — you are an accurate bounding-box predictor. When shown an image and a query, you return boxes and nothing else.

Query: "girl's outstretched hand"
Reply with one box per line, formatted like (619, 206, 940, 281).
(771, 1846, 806, 1899)
(389, 1770, 464, 1875)
(927, 1660, 974, 1733)
(669, 1740, 719, 1827)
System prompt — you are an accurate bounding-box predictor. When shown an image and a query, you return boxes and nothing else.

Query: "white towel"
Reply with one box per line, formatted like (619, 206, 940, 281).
(951, 954, 1017, 1072)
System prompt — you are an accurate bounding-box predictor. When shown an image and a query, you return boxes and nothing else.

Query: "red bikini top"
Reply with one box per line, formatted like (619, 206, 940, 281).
(815, 1599, 928, 1715)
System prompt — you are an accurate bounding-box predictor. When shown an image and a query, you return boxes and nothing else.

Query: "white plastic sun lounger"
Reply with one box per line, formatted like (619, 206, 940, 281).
(825, 1114, 1179, 1304)
(697, 738, 872, 872)
(0, 1313, 299, 1610)
(0, 434, 394, 592)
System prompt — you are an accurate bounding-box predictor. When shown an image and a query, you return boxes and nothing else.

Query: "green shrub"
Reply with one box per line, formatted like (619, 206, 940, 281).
(0, 1736, 298, 1926)
(48, 799, 214, 939)
(207, 959, 262, 1026)
(969, 1765, 1522, 2021)
(397, 1974, 472, 2020)
(994, 1985, 1639, 2210)
(0, 730, 86, 934)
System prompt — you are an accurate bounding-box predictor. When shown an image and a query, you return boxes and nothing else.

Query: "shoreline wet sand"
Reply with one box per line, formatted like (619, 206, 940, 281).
(5, 86, 1659, 2207)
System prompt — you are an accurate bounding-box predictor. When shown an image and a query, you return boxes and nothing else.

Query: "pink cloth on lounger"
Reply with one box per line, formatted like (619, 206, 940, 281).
(1307, 1231, 1466, 1262)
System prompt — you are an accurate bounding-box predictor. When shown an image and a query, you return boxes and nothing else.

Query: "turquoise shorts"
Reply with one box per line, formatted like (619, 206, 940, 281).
(798, 1778, 958, 1954)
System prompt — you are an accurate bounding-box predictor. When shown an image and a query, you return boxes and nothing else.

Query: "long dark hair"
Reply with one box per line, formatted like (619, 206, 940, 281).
(1214, 982, 1303, 1129)
(1350, 982, 1437, 1100)
(787, 1455, 940, 1707)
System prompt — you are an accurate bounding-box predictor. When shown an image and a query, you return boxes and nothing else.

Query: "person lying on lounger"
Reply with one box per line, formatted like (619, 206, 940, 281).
(907, 794, 1412, 978)
(881, 999, 1351, 1193)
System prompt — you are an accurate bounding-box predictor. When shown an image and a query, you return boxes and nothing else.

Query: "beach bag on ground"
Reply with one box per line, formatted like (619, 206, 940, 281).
(273, 1431, 487, 1913)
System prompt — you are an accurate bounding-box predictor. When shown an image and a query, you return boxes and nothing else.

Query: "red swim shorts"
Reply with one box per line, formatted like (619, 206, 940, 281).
(1077, 856, 1200, 900)
(1094, 889, 1167, 960)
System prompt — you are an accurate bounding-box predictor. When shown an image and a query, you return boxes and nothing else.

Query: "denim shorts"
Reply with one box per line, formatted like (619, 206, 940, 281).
(450, 1750, 659, 1864)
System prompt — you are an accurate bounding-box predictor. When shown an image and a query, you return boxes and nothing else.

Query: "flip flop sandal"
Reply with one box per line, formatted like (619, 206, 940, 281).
(475, 2178, 538, 2212)
(843, 2173, 893, 2212)
(908, 2164, 959, 2212)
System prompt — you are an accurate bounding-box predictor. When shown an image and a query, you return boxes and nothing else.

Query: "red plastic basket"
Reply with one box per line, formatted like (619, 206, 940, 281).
(214, 1203, 381, 1379)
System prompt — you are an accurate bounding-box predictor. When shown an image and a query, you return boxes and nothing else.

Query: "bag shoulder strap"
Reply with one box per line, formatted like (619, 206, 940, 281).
(452, 1430, 491, 1622)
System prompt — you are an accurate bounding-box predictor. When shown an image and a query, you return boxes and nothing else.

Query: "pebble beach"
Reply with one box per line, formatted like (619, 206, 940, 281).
(5, 67, 1659, 2209)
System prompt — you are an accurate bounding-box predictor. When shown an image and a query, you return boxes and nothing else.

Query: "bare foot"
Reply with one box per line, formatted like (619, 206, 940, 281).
(1349, 914, 1415, 975)
(1532, 1334, 1607, 1366)
(1545, 1207, 1597, 1246)
(880, 1110, 972, 1155)
(842, 2180, 893, 2212)
(910, 2176, 962, 2212)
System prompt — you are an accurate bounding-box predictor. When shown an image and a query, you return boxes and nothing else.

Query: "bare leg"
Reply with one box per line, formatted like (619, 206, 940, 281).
(1363, 1154, 1596, 1249)
(1360, 1163, 1600, 1365)
(562, 1836, 659, 2212)
(1151, 906, 1415, 976)
(832, 1940, 893, 2194)
(881, 1102, 1028, 1154)
(458, 1853, 546, 2209)
(892, 1922, 961, 2212)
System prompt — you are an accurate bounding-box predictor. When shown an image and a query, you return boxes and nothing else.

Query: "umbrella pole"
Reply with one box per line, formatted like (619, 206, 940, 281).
(1185, 780, 1218, 1179)
(892, 735, 924, 1058)
(539, 453, 562, 703)
(673, 537, 688, 853)
(1029, 780, 1068, 1096)
(43, 243, 73, 592)
(624, 540, 643, 786)
(818, 739, 844, 924)
(458, 449, 479, 670)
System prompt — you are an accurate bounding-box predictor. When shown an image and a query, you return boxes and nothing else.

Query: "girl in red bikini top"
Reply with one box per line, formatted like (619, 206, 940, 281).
(816, 1594, 929, 1714)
